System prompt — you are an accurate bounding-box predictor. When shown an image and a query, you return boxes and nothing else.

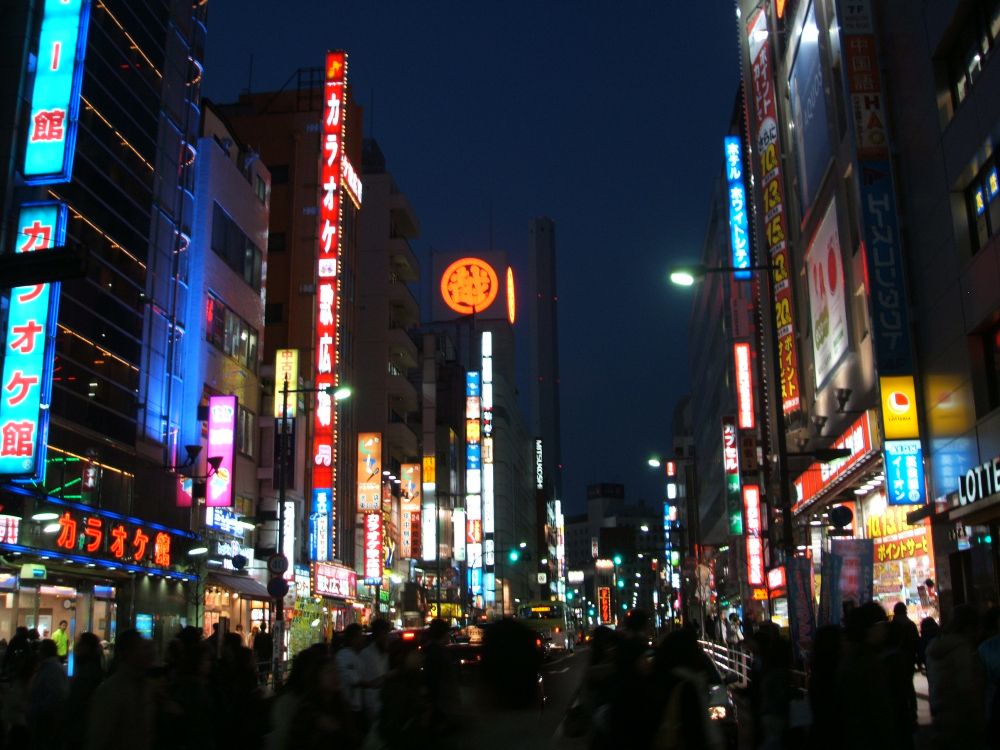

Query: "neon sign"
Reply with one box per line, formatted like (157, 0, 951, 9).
(734, 342, 755, 429)
(598, 586, 612, 623)
(0, 203, 65, 480)
(793, 413, 874, 512)
(312, 561, 356, 598)
(743, 484, 764, 586)
(885, 440, 926, 506)
(506, 267, 516, 324)
(722, 417, 743, 535)
(441, 257, 499, 315)
(724, 136, 751, 280)
(357, 433, 381, 513)
(313, 50, 348, 558)
(23, 0, 91, 184)
(363, 511, 382, 583)
(466, 370, 483, 600)
(273, 349, 299, 418)
(205, 395, 236, 507)
(482, 332, 495, 603)
(399, 463, 421, 559)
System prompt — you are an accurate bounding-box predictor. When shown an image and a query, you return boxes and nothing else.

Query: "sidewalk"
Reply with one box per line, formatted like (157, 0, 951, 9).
(914, 671, 931, 749)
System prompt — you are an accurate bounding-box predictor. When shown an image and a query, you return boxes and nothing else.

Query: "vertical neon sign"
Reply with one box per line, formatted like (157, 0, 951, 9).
(23, 0, 91, 184)
(724, 136, 751, 280)
(205, 395, 236, 507)
(313, 50, 347, 557)
(743, 484, 764, 586)
(481, 332, 495, 603)
(466, 371, 483, 604)
(734, 342, 756, 429)
(0, 203, 66, 480)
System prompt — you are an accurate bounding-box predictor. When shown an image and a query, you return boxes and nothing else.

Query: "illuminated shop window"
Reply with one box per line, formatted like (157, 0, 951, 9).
(966, 154, 1000, 252)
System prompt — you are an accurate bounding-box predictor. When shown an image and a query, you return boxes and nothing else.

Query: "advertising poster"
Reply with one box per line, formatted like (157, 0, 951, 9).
(400, 463, 422, 559)
(830, 538, 874, 608)
(818, 552, 844, 626)
(787, 557, 816, 661)
(789, 0, 832, 214)
(357, 433, 381, 512)
(206, 395, 236, 507)
(805, 198, 849, 388)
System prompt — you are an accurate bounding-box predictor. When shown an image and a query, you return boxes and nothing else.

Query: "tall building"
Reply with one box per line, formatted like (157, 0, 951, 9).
(0, 0, 208, 651)
(356, 137, 421, 615)
(221, 61, 365, 628)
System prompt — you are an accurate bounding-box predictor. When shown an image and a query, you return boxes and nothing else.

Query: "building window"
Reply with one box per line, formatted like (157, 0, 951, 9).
(205, 293, 259, 372)
(264, 303, 283, 325)
(211, 202, 264, 291)
(950, 0, 1000, 106)
(237, 405, 256, 458)
(268, 231, 286, 252)
(966, 154, 1000, 251)
(269, 164, 289, 185)
(255, 174, 267, 204)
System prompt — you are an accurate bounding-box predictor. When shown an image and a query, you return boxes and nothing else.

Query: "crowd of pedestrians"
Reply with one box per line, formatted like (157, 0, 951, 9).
(0, 617, 469, 750)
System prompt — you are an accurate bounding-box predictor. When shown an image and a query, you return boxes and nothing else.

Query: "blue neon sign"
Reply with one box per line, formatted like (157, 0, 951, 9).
(0, 203, 65, 480)
(22, 0, 91, 184)
(724, 136, 751, 280)
(885, 439, 926, 506)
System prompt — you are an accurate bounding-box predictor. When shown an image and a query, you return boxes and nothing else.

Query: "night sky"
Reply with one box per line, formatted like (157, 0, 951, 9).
(204, 2, 739, 514)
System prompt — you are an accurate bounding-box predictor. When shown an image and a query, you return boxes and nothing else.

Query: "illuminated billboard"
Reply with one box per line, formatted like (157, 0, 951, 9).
(482, 332, 495, 603)
(885, 440, 926, 506)
(722, 417, 743, 535)
(0, 203, 66, 480)
(733, 342, 755, 429)
(421, 454, 437, 561)
(357, 433, 381, 512)
(400, 463, 421, 559)
(466, 370, 483, 601)
(598, 586, 612, 624)
(880, 375, 919, 440)
(274, 349, 299, 417)
(743, 484, 764, 586)
(22, 0, 91, 184)
(363, 511, 382, 583)
(805, 199, 848, 388)
(312, 50, 348, 556)
(746, 8, 802, 415)
(206, 395, 236, 507)
(433, 252, 514, 322)
(724, 136, 751, 279)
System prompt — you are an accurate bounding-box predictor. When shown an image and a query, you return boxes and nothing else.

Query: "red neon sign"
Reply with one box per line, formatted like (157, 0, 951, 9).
(313, 51, 348, 557)
(734, 342, 756, 429)
(743, 485, 764, 586)
(598, 585, 612, 624)
(44, 508, 178, 568)
(792, 413, 874, 513)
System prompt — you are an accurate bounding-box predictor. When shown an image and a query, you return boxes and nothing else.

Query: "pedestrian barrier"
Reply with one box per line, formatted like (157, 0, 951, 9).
(699, 639, 751, 687)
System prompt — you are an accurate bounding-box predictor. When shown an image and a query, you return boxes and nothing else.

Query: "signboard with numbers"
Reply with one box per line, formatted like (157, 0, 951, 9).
(22, 0, 91, 184)
(0, 203, 66, 480)
(746, 7, 802, 415)
(313, 51, 348, 558)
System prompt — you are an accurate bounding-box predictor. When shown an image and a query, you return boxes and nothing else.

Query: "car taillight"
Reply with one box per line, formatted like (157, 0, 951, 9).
(554, 627, 561, 633)
(402, 632, 415, 640)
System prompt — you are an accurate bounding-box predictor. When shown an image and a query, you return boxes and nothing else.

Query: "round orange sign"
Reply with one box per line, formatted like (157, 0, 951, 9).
(440, 257, 499, 315)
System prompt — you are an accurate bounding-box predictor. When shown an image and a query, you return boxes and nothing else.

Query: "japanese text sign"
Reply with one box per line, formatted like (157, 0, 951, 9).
(734, 342, 756, 429)
(744, 484, 765, 585)
(0, 514, 21, 544)
(884, 440, 926, 506)
(793, 413, 874, 512)
(724, 136, 751, 280)
(357, 433, 381, 513)
(22, 0, 91, 184)
(400, 463, 422, 559)
(866, 502, 930, 563)
(0, 203, 65, 479)
(598, 586, 612, 624)
(441, 257, 500, 315)
(746, 8, 802, 414)
(206, 395, 236, 507)
(312, 561, 356, 598)
(363, 511, 383, 582)
(273, 349, 298, 418)
(722, 417, 743, 535)
(310, 488, 331, 562)
(313, 51, 348, 556)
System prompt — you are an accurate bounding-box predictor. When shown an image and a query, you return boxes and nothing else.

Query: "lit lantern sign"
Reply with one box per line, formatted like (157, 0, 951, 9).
(734, 342, 756, 429)
(724, 136, 751, 280)
(205, 395, 236, 507)
(0, 203, 66, 480)
(743, 484, 765, 586)
(441, 257, 499, 315)
(399, 463, 421, 559)
(357, 433, 382, 513)
(273, 349, 299, 418)
(481, 332, 495, 603)
(22, 0, 91, 184)
(313, 50, 348, 556)
(363, 511, 383, 583)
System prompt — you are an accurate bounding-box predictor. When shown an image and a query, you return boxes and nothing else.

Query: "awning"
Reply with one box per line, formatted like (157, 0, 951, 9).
(206, 572, 271, 600)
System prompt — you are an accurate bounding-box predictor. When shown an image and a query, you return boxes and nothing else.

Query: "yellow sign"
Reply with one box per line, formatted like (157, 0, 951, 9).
(274, 349, 299, 417)
(440, 257, 499, 315)
(429, 602, 463, 618)
(880, 375, 919, 439)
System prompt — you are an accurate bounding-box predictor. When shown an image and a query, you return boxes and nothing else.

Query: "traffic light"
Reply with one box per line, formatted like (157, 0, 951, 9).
(508, 549, 520, 563)
(567, 590, 575, 600)
(612, 554, 623, 566)
(616, 579, 625, 589)
(588, 607, 596, 616)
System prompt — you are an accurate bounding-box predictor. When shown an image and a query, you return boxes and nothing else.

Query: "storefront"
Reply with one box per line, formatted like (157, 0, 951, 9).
(0, 490, 200, 659)
(203, 570, 271, 642)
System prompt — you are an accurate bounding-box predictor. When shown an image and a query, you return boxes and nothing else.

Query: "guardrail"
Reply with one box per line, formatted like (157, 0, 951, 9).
(699, 639, 751, 687)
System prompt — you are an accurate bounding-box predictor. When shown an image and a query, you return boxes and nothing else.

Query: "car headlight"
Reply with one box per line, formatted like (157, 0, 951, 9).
(708, 705, 727, 721)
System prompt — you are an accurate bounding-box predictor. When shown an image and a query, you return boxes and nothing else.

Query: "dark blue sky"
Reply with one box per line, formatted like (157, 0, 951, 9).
(204, 2, 739, 513)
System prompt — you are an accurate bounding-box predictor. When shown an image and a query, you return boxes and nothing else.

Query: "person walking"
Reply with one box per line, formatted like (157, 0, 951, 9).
(51, 621, 70, 665)
(335, 624, 367, 735)
(917, 616, 940, 673)
(85, 630, 155, 750)
(979, 607, 1000, 750)
(360, 619, 390, 729)
(926, 605, 986, 750)
(26, 639, 69, 749)
(253, 620, 273, 685)
(66, 633, 105, 750)
(890, 602, 920, 731)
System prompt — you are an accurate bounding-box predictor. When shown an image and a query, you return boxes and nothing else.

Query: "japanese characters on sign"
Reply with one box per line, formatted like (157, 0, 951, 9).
(743, 484, 765, 586)
(0, 514, 21, 544)
(312, 561, 356, 599)
(722, 417, 743, 535)
(341, 157, 363, 207)
(724, 136, 751, 280)
(793, 412, 874, 513)
(363, 511, 382, 583)
(598, 585, 612, 624)
(314, 50, 348, 559)
(0, 203, 66, 480)
(885, 440, 926, 506)
(746, 8, 802, 415)
(733, 342, 756, 429)
(357, 433, 381, 513)
(206, 395, 236, 508)
(399, 463, 422, 559)
(864, 503, 931, 563)
(441, 257, 500, 315)
(205, 506, 244, 538)
(421, 454, 437, 561)
(466, 371, 483, 601)
(481, 332, 495, 603)
(22, 0, 91, 184)
(310, 488, 331, 562)
(805, 198, 849, 388)
(273, 349, 299, 418)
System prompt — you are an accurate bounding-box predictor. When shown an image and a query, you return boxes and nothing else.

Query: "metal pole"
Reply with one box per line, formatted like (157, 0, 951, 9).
(272, 376, 289, 687)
